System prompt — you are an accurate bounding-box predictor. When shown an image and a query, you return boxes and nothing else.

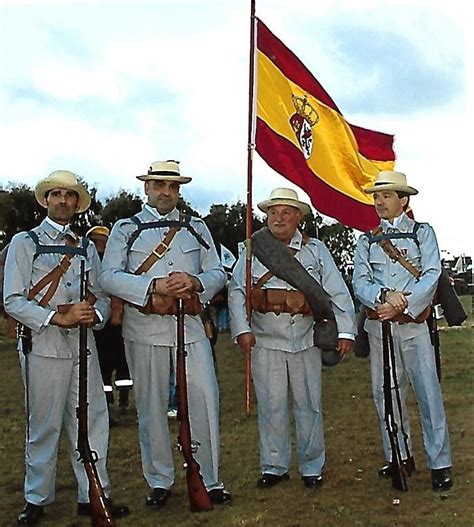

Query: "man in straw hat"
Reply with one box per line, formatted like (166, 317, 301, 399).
(100, 160, 232, 507)
(352, 171, 453, 491)
(228, 187, 356, 489)
(3, 171, 129, 524)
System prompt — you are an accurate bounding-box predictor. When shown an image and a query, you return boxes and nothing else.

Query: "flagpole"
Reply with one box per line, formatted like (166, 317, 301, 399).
(244, 0, 257, 415)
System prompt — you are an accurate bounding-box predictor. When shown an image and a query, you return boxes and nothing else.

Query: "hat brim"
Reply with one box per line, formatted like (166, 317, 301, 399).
(137, 174, 191, 184)
(86, 226, 110, 238)
(258, 199, 310, 215)
(35, 183, 91, 213)
(364, 183, 418, 195)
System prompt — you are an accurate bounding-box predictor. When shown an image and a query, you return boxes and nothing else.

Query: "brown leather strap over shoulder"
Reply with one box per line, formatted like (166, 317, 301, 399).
(250, 240, 311, 315)
(372, 227, 421, 279)
(134, 213, 185, 275)
(28, 254, 74, 306)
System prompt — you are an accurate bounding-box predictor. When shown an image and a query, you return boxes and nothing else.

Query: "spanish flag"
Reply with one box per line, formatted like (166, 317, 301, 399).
(256, 19, 396, 231)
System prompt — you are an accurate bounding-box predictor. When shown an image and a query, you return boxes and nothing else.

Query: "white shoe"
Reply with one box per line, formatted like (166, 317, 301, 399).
(167, 409, 178, 418)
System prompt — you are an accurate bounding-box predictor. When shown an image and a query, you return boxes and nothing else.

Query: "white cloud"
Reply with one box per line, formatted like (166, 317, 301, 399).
(0, 0, 471, 257)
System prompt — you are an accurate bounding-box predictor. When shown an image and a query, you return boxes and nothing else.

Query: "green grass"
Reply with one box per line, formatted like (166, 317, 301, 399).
(0, 297, 472, 527)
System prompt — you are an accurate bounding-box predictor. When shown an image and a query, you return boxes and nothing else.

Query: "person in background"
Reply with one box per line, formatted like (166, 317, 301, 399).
(86, 226, 133, 426)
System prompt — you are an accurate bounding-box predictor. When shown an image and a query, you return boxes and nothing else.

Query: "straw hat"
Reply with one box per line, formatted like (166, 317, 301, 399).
(86, 226, 110, 238)
(136, 160, 191, 184)
(34, 170, 91, 213)
(364, 171, 418, 195)
(257, 188, 311, 215)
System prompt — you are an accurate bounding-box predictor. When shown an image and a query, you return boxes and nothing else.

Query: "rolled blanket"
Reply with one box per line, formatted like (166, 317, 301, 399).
(252, 228, 339, 355)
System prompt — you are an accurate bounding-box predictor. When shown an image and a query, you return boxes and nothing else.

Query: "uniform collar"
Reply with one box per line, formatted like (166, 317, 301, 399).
(43, 217, 78, 242)
(288, 229, 303, 250)
(381, 212, 413, 232)
(143, 204, 179, 221)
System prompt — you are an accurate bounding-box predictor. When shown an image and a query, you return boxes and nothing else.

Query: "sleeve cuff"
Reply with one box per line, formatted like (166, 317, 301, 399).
(338, 332, 355, 341)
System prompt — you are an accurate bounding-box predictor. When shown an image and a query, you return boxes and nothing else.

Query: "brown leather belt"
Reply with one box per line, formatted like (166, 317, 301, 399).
(365, 305, 430, 324)
(251, 288, 312, 316)
(131, 293, 202, 316)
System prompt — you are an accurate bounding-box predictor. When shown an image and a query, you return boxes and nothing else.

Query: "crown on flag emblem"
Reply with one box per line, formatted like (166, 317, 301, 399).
(289, 94, 319, 159)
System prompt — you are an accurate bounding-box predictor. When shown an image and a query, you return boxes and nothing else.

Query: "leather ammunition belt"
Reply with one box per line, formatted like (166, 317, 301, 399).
(251, 288, 312, 316)
(365, 305, 430, 325)
(130, 293, 202, 316)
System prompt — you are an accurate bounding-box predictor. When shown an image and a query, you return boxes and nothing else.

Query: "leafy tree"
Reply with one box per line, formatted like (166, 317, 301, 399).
(0, 185, 45, 246)
(100, 190, 144, 228)
(204, 201, 264, 257)
(70, 178, 102, 235)
(302, 211, 356, 270)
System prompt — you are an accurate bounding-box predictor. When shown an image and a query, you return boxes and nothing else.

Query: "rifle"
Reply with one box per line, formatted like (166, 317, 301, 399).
(427, 307, 441, 382)
(176, 298, 213, 512)
(381, 291, 409, 492)
(77, 260, 116, 526)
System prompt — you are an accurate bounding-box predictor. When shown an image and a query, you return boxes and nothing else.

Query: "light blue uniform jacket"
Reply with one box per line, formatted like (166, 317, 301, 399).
(229, 230, 356, 349)
(4, 219, 110, 355)
(353, 213, 441, 337)
(99, 206, 226, 345)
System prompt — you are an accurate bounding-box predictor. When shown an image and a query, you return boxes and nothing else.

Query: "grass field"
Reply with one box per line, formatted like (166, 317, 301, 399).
(0, 296, 472, 527)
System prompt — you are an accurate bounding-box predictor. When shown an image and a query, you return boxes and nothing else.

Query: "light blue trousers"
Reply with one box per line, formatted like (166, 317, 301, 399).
(369, 325, 452, 469)
(19, 351, 110, 505)
(124, 339, 223, 491)
(251, 346, 325, 477)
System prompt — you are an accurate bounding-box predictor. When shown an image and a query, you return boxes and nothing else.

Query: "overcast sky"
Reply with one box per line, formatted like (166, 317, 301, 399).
(0, 0, 471, 259)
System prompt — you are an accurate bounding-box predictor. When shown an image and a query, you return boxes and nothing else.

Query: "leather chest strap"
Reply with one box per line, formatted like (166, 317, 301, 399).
(134, 224, 182, 275)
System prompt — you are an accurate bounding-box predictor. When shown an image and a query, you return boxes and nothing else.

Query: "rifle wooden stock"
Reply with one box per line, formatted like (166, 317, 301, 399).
(77, 260, 116, 526)
(176, 298, 213, 512)
(381, 317, 408, 492)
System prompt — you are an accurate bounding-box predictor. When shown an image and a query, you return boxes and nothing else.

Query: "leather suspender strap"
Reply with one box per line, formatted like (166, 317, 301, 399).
(133, 214, 184, 275)
(28, 254, 74, 306)
(27, 233, 82, 307)
(372, 227, 421, 279)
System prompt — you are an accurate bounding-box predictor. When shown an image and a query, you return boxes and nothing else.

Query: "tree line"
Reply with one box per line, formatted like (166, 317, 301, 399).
(0, 182, 356, 269)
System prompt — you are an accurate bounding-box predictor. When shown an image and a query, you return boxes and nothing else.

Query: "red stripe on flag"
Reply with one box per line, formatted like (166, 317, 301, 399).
(350, 124, 395, 162)
(256, 118, 380, 232)
(257, 19, 339, 112)
(257, 19, 395, 162)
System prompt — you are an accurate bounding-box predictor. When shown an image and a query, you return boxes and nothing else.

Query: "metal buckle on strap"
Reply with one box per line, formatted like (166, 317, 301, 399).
(152, 244, 168, 258)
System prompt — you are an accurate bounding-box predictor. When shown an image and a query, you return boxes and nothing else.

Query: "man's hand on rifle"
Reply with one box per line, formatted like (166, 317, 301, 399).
(377, 290, 410, 321)
(150, 272, 203, 299)
(237, 332, 256, 355)
(51, 301, 97, 328)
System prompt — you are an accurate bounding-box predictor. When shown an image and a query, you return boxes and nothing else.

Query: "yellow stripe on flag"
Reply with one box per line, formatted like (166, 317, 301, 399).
(257, 50, 392, 205)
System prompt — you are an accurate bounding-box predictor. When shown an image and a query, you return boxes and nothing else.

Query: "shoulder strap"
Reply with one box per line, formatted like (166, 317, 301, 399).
(126, 213, 210, 254)
(370, 227, 421, 279)
(133, 213, 186, 275)
(27, 231, 87, 306)
(28, 230, 88, 259)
